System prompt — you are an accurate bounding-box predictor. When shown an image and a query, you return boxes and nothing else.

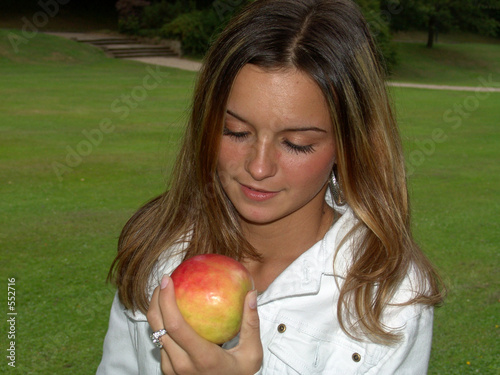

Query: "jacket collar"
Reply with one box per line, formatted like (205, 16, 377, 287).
(257, 207, 357, 306)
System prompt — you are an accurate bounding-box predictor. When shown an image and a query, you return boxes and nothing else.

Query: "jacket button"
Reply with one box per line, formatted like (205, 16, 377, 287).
(352, 353, 361, 362)
(277, 324, 286, 333)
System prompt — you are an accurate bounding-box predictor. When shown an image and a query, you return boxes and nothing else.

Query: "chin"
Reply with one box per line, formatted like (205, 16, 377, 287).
(237, 207, 289, 226)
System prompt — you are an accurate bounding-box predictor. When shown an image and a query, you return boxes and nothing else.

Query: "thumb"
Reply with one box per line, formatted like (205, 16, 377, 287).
(236, 290, 263, 364)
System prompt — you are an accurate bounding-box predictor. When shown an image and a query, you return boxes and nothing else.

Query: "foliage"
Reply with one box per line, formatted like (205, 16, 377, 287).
(114, 0, 248, 54)
(356, 0, 399, 73)
(116, 0, 151, 18)
(118, 15, 142, 35)
(159, 0, 250, 56)
(160, 9, 219, 56)
(116, 0, 151, 34)
(141, 0, 191, 30)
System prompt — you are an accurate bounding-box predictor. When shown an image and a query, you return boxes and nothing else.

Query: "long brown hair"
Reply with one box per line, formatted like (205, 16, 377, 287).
(109, 0, 444, 344)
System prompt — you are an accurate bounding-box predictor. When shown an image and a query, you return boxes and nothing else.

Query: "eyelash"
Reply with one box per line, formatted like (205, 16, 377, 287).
(283, 140, 315, 154)
(223, 127, 248, 141)
(223, 128, 315, 154)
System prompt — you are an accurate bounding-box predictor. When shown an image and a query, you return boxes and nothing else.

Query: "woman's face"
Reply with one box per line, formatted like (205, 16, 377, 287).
(217, 64, 336, 226)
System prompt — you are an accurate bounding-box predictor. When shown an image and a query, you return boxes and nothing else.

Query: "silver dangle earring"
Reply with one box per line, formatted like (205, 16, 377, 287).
(329, 169, 346, 206)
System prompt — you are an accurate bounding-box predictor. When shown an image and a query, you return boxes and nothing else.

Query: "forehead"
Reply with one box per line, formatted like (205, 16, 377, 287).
(227, 64, 331, 129)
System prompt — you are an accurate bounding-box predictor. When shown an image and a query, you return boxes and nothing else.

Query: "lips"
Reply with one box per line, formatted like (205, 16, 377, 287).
(240, 184, 280, 202)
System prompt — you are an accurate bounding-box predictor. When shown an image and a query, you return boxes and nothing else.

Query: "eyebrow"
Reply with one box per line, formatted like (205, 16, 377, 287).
(226, 109, 327, 133)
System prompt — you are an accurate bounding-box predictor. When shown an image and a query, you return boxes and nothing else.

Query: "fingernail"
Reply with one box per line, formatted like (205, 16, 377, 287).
(248, 290, 258, 309)
(160, 275, 169, 290)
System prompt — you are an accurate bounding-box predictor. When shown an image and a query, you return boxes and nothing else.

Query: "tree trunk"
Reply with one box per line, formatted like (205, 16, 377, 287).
(427, 15, 436, 48)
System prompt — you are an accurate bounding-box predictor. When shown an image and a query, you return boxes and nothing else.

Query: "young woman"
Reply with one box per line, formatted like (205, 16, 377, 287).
(97, 0, 444, 374)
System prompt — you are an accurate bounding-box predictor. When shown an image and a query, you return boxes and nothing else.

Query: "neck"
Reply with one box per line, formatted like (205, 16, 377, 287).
(241, 195, 334, 263)
(239, 191, 335, 292)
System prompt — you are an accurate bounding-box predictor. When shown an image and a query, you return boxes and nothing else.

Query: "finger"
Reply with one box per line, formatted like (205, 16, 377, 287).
(147, 286, 164, 331)
(231, 290, 263, 369)
(160, 348, 175, 375)
(239, 290, 261, 343)
(148, 285, 185, 374)
(154, 277, 191, 361)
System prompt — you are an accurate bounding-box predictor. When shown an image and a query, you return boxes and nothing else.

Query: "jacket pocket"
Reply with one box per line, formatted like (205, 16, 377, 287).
(267, 323, 376, 374)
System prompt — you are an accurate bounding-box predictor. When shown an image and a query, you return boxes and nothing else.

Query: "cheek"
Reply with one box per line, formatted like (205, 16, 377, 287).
(284, 149, 335, 186)
(217, 141, 243, 184)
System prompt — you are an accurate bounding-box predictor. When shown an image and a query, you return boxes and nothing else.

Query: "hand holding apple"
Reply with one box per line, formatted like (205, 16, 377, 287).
(170, 254, 254, 344)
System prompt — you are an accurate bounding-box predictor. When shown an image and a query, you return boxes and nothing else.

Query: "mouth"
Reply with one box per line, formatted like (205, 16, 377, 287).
(240, 184, 280, 202)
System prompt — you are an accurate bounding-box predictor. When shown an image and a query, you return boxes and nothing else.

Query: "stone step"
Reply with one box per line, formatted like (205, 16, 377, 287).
(105, 44, 172, 50)
(78, 38, 138, 45)
(112, 50, 178, 58)
(75, 36, 180, 59)
(103, 45, 177, 58)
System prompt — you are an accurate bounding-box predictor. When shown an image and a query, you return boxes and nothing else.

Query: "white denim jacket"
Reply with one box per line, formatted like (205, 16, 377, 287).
(96, 206, 434, 374)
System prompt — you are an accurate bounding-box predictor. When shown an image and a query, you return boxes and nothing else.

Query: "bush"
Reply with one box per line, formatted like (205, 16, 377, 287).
(161, 9, 220, 56)
(360, 7, 399, 74)
(141, 0, 190, 30)
(116, 0, 151, 35)
(116, 0, 151, 18)
(118, 15, 142, 35)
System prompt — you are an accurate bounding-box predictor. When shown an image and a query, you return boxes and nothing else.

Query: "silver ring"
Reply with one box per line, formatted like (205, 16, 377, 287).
(150, 328, 167, 348)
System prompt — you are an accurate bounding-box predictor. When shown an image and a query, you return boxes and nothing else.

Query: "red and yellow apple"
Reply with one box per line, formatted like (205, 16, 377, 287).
(170, 254, 254, 344)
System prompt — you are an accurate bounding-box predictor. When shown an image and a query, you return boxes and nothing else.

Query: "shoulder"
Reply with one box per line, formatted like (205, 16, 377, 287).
(322, 206, 360, 277)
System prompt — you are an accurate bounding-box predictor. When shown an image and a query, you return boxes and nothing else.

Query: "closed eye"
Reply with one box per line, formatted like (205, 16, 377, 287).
(283, 140, 315, 154)
(224, 126, 316, 154)
(223, 127, 249, 141)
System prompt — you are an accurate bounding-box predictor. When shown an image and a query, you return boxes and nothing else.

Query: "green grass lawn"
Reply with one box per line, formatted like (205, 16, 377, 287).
(0, 30, 194, 373)
(390, 41, 500, 87)
(391, 86, 499, 374)
(1, 30, 498, 374)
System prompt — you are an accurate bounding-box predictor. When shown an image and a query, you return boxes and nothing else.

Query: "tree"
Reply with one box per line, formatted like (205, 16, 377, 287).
(383, 0, 500, 47)
(355, 0, 400, 72)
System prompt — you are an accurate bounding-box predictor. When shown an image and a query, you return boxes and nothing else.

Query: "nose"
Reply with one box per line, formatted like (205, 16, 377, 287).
(245, 140, 277, 181)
